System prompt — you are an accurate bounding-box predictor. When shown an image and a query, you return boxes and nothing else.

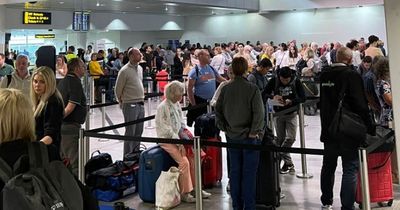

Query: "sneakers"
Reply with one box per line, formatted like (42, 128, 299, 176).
(191, 190, 212, 199)
(321, 204, 333, 210)
(280, 164, 295, 174)
(181, 193, 196, 203)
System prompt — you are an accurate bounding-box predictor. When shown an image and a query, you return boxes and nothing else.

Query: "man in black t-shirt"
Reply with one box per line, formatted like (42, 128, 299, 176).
(57, 58, 87, 176)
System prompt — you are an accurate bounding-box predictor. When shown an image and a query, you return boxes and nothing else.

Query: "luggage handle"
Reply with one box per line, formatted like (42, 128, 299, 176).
(91, 150, 101, 158)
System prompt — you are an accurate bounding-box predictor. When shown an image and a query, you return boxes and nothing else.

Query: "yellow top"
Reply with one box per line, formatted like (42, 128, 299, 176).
(89, 61, 104, 79)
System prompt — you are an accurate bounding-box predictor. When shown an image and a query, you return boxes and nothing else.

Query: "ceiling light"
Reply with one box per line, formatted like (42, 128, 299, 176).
(113, 0, 123, 1)
(165, 6, 168, 11)
(165, 3, 177, 6)
(96, 2, 100, 6)
(59, 1, 64, 4)
(100, 4, 105, 6)
(136, 6, 140, 9)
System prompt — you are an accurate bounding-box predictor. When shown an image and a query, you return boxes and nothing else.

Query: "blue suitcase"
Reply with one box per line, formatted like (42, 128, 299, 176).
(138, 145, 177, 203)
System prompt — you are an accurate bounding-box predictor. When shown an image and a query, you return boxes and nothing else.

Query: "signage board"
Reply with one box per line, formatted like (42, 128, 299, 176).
(23, 11, 51, 25)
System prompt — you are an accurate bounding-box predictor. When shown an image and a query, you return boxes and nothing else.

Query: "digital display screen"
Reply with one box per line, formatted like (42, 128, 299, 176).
(73, 11, 82, 31)
(23, 11, 52, 25)
(82, 12, 90, 31)
(73, 11, 90, 31)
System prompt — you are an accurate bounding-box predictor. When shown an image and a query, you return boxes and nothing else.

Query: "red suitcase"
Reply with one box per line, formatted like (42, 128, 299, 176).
(356, 152, 394, 208)
(201, 137, 222, 188)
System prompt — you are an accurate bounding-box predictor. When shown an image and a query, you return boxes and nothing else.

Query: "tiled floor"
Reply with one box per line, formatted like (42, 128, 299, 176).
(87, 100, 399, 210)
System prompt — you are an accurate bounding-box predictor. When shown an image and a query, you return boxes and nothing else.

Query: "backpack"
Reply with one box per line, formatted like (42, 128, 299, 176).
(0, 142, 83, 210)
(295, 58, 308, 75)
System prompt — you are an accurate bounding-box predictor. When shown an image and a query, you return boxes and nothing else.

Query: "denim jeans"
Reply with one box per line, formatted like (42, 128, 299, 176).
(227, 136, 261, 210)
(320, 142, 359, 210)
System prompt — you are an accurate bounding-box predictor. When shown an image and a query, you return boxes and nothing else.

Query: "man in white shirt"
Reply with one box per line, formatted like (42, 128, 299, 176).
(0, 54, 31, 98)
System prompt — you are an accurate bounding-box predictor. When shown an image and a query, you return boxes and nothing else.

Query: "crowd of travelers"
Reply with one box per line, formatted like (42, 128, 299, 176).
(0, 33, 396, 210)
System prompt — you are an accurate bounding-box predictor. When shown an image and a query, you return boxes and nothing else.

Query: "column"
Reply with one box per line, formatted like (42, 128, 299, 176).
(384, 0, 400, 183)
(0, 5, 6, 53)
(76, 32, 88, 49)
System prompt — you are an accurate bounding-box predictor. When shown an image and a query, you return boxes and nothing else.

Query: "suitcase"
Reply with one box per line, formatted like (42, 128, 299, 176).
(356, 152, 394, 208)
(202, 137, 223, 188)
(256, 132, 281, 209)
(36, 45, 56, 72)
(194, 112, 220, 138)
(138, 145, 177, 203)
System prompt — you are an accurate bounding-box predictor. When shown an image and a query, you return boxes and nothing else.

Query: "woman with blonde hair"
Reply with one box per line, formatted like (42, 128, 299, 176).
(31, 66, 64, 150)
(155, 81, 211, 203)
(0, 89, 35, 143)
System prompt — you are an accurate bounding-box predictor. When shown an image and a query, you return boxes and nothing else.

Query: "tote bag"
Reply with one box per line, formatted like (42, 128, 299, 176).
(155, 166, 181, 209)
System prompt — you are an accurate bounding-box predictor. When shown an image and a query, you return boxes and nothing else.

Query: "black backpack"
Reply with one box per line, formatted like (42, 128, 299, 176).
(0, 142, 83, 210)
(296, 58, 308, 75)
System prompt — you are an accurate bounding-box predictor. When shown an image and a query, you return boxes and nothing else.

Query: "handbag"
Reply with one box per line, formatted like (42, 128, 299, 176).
(328, 85, 367, 146)
(155, 166, 181, 209)
(363, 126, 395, 154)
(85, 150, 113, 183)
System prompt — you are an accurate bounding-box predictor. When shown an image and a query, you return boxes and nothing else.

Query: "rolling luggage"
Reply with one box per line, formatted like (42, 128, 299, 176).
(138, 145, 177, 203)
(194, 112, 222, 188)
(355, 152, 394, 208)
(256, 131, 281, 209)
(202, 136, 223, 188)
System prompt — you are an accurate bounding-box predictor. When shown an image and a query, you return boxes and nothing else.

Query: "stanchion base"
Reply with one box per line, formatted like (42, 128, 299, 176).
(296, 173, 313, 179)
(97, 138, 109, 142)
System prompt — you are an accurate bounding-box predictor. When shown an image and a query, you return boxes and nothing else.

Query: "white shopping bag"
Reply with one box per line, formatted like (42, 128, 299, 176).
(155, 166, 181, 209)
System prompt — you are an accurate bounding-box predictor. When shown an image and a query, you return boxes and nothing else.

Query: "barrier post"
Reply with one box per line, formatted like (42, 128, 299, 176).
(296, 103, 313, 179)
(78, 128, 85, 182)
(83, 104, 90, 176)
(98, 89, 109, 142)
(358, 148, 371, 210)
(101, 88, 106, 128)
(89, 77, 95, 114)
(156, 79, 161, 104)
(146, 77, 154, 129)
(193, 136, 203, 210)
(182, 77, 187, 119)
(207, 102, 212, 114)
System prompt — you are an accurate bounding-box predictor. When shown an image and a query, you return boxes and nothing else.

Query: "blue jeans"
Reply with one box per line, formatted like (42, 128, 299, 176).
(320, 142, 359, 210)
(227, 136, 261, 210)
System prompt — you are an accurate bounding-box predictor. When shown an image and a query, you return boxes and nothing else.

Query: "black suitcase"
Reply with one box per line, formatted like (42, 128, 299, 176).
(256, 132, 281, 209)
(194, 112, 219, 138)
(36, 45, 56, 72)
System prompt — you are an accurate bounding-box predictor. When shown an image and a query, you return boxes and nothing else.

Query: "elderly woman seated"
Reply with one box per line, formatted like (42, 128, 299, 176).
(155, 81, 211, 203)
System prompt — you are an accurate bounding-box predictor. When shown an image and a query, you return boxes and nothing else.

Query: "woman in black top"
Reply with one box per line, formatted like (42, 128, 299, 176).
(31, 66, 64, 150)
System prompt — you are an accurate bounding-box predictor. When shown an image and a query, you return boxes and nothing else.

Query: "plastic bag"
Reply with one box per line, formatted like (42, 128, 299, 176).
(155, 167, 181, 209)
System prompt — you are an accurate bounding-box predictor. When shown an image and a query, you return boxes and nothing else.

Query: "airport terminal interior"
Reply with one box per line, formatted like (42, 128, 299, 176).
(0, 0, 400, 210)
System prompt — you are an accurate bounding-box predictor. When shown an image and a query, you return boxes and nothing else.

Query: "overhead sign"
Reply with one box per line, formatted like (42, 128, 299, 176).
(73, 11, 90, 31)
(35, 34, 55, 39)
(23, 11, 52, 25)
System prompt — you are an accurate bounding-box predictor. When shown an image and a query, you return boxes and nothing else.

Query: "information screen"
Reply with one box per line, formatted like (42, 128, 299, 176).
(23, 11, 52, 25)
(73, 11, 82, 31)
(73, 11, 90, 31)
(82, 12, 90, 31)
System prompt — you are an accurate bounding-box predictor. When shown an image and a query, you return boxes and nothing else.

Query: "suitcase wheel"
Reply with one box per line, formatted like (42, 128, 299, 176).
(359, 203, 362, 209)
(388, 199, 393, 207)
(378, 202, 384, 207)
